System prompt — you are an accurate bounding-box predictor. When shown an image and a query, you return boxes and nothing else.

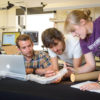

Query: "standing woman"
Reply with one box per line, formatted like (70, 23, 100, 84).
(64, 9, 100, 90)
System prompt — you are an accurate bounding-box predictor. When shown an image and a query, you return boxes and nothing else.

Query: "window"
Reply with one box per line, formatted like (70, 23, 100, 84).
(23, 31, 38, 45)
(17, 13, 54, 50)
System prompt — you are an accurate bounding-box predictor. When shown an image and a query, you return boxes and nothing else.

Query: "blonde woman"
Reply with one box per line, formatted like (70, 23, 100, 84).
(64, 9, 100, 90)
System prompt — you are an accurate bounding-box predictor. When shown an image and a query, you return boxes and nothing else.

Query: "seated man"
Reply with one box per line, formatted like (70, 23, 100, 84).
(16, 34, 54, 76)
(42, 28, 84, 79)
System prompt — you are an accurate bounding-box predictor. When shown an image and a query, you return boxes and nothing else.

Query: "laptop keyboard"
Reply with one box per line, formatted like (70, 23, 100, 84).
(0, 71, 26, 81)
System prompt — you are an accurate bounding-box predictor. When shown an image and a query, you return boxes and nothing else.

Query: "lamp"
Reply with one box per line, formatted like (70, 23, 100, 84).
(7, 1, 14, 9)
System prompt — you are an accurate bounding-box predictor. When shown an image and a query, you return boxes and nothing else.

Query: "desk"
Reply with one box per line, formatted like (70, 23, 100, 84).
(0, 78, 100, 100)
(2, 46, 19, 55)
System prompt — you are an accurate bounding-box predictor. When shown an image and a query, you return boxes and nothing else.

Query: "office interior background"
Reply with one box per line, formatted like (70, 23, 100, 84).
(0, 0, 100, 51)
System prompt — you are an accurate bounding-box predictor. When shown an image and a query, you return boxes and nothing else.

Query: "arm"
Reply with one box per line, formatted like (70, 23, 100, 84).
(77, 52, 95, 73)
(63, 57, 83, 77)
(35, 65, 55, 76)
(26, 65, 55, 76)
(26, 66, 55, 76)
(71, 39, 84, 69)
(98, 74, 100, 81)
(73, 56, 83, 68)
(26, 68, 33, 74)
(35, 57, 59, 76)
(50, 57, 59, 71)
(47, 49, 59, 71)
(67, 52, 96, 74)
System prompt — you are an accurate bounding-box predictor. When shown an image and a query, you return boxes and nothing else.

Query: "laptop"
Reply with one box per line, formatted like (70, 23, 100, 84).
(0, 55, 26, 81)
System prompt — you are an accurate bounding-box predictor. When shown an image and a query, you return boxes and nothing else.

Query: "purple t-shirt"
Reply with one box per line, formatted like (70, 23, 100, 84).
(80, 17, 100, 57)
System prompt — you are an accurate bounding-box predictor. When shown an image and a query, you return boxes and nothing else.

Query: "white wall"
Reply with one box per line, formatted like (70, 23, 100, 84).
(0, 7, 100, 49)
(0, 8, 16, 41)
(53, 7, 100, 34)
(25, 13, 54, 50)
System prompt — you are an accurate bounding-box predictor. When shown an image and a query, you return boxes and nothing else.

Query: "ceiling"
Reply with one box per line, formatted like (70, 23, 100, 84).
(0, 0, 70, 7)
(0, 0, 100, 11)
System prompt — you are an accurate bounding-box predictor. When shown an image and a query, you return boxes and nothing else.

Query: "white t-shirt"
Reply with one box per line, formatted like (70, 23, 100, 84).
(48, 34, 82, 65)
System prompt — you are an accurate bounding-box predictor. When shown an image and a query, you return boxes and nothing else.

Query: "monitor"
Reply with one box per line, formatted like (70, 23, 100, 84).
(2, 32, 20, 46)
(23, 31, 38, 45)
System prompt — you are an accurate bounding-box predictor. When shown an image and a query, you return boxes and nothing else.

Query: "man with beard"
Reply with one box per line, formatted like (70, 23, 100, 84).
(16, 34, 54, 76)
(42, 28, 84, 78)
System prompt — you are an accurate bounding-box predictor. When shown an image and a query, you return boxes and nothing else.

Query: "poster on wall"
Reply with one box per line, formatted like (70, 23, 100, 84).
(2, 32, 20, 46)
(23, 31, 38, 45)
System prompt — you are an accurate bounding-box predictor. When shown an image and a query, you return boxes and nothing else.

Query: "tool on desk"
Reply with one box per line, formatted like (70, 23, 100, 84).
(70, 71, 100, 82)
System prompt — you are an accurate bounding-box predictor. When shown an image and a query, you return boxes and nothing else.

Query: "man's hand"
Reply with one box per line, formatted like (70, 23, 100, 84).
(26, 68, 33, 74)
(45, 63, 67, 83)
(45, 70, 62, 83)
(45, 70, 57, 77)
(66, 62, 72, 67)
(67, 67, 77, 73)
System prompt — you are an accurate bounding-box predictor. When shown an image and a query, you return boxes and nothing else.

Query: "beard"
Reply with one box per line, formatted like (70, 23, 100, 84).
(55, 41, 65, 55)
(23, 51, 34, 58)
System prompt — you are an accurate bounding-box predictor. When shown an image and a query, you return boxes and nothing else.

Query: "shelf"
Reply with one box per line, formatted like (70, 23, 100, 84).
(49, 18, 65, 23)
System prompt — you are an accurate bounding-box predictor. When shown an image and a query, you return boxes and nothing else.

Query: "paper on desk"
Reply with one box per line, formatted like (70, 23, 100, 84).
(71, 81, 100, 93)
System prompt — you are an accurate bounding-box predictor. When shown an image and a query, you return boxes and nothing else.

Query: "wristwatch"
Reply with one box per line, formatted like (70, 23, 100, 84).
(33, 68, 37, 74)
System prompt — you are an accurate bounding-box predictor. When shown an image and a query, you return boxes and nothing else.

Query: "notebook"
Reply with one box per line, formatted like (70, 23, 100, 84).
(0, 55, 26, 81)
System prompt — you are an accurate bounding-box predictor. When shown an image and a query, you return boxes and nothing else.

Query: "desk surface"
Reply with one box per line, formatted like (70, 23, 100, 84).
(0, 78, 100, 100)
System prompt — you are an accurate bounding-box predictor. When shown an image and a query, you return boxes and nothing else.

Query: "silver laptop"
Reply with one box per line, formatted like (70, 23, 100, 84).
(0, 55, 26, 81)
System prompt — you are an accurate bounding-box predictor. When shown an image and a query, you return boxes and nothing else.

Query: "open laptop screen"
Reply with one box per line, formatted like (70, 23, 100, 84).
(0, 55, 26, 80)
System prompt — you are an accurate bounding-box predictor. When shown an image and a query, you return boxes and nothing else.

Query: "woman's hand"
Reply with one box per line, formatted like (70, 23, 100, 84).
(80, 82, 100, 91)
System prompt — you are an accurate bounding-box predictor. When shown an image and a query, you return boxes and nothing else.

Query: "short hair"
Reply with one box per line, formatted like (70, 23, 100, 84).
(64, 9, 91, 33)
(42, 28, 65, 48)
(16, 34, 33, 48)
